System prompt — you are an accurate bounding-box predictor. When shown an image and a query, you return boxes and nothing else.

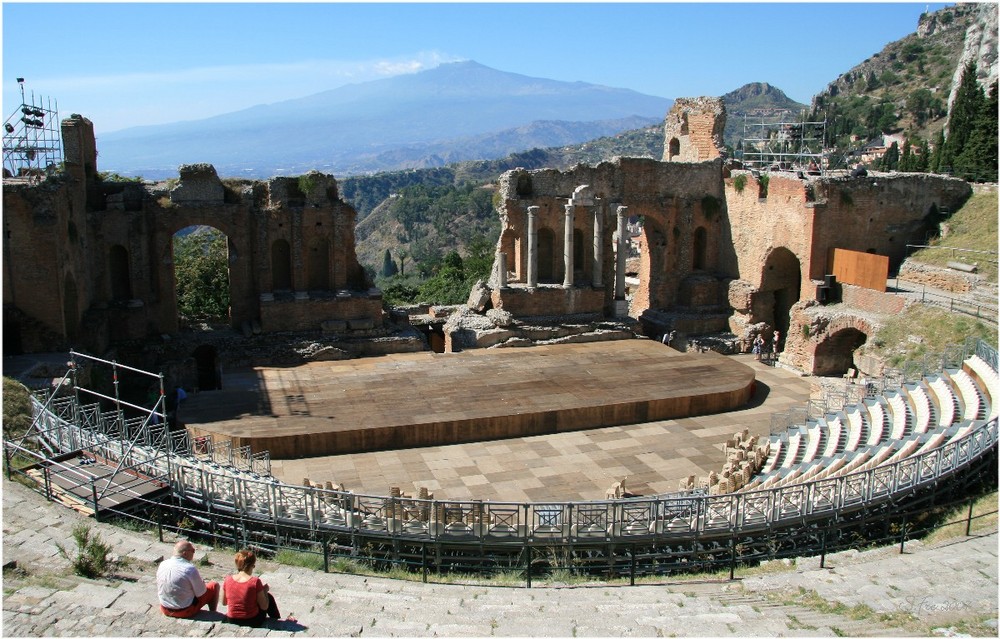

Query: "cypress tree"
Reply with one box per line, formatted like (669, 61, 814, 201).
(945, 61, 985, 169)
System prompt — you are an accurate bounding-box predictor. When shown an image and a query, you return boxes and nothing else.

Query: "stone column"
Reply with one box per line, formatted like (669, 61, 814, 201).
(563, 201, 574, 288)
(592, 198, 603, 288)
(497, 252, 508, 289)
(526, 206, 538, 289)
(615, 205, 628, 300)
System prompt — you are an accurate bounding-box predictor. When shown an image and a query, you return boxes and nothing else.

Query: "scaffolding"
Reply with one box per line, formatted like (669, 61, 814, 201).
(738, 113, 827, 174)
(3, 78, 62, 182)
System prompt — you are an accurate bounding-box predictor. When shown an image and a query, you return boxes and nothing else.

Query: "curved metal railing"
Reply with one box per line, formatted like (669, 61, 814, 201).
(8, 339, 997, 547)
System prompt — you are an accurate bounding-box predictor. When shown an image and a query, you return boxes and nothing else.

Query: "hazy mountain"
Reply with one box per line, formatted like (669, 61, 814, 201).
(96, 60, 671, 179)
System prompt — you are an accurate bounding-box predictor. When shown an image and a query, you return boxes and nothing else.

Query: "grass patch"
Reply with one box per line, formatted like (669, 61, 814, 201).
(909, 191, 998, 282)
(777, 587, 920, 628)
(923, 491, 998, 545)
(274, 548, 326, 571)
(864, 304, 997, 366)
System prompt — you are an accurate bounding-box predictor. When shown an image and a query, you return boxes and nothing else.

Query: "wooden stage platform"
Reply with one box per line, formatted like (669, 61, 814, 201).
(182, 340, 756, 460)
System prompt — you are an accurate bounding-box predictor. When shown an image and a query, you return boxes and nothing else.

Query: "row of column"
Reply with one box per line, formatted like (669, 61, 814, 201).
(507, 199, 628, 300)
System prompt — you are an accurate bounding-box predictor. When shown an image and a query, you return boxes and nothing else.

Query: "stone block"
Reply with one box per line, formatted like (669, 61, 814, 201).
(169, 164, 223, 205)
(348, 317, 375, 330)
(321, 320, 347, 333)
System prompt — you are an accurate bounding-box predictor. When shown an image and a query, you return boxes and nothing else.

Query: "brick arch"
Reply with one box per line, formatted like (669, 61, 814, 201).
(168, 224, 236, 328)
(636, 217, 669, 313)
(811, 315, 874, 376)
(760, 246, 801, 337)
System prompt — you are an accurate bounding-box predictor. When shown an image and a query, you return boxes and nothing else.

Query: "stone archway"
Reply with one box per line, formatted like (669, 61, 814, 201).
(813, 327, 868, 376)
(760, 247, 801, 338)
(172, 225, 232, 327)
(192, 344, 221, 391)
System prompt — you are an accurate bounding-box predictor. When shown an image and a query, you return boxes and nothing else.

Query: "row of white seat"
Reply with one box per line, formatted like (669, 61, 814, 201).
(746, 357, 995, 492)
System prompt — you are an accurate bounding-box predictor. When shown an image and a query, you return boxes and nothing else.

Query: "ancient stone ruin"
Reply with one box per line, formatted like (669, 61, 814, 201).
(2, 102, 974, 380)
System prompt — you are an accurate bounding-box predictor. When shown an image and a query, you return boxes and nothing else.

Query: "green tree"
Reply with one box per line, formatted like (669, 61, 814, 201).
(881, 141, 900, 171)
(947, 62, 985, 157)
(381, 249, 398, 277)
(954, 81, 998, 182)
(173, 228, 230, 322)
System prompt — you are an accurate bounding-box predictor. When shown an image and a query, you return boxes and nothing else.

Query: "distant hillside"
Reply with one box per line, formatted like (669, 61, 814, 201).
(96, 60, 671, 180)
(721, 82, 808, 148)
(810, 3, 998, 156)
(345, 123, 664, 271)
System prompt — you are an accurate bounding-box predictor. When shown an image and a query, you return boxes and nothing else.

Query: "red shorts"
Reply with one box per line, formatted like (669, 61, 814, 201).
(160, 581, 220, 618)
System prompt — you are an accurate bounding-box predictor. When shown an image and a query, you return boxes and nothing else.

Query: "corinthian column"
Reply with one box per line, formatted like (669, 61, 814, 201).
(563, 201, 575, 288)
(615, 205, 628, 300)
(526, 206, 538, 289)
(592, 198, 603, 288)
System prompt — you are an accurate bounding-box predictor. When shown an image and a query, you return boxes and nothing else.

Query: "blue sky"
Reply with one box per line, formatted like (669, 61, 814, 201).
(3, 2, 953, 134)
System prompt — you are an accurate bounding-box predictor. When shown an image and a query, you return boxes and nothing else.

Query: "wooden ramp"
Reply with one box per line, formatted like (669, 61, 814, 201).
(182, 340, 756, 459)
(25, 454, 168, 516)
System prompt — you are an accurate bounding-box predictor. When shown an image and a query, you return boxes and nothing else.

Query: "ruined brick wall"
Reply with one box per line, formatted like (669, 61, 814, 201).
(3, 121, 380, 353)
(808, 174, 972, 277)
(662, 98, 726, 163)
(493, 157, 726, 319)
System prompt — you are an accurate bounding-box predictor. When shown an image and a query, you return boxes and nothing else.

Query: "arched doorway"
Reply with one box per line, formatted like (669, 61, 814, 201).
(308, 238, 330, 291)
(192, 344, 221, 391)
(760, 247, 801, 338)
(692, 226, 708, 270)
(813, 327, 868, 376)
(271, 239, 292, 291)
(667, 138, 680, 161)
(109, 245, 132, 300)
(173, 226, 231, 327)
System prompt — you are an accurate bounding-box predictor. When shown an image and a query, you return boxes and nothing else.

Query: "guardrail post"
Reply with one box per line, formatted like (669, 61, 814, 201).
(421, 543, 428, 583)
(157, 503, 164, 542)
(3, 445, 11, 480)
(42, 464, 52, 501)
(323, 534, 329, 573)
(629, 546, 636, 586)
(91, 479, 100, 522)
(966, 500, 975, 536)
(819, 529, 827, 568)
(898, 515, 907, 554)
(525, 544, 532, 588)
(728, 536, 736, 580)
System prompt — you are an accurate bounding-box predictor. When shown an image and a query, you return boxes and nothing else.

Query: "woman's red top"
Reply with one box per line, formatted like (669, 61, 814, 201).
(224, 575, 262, 619)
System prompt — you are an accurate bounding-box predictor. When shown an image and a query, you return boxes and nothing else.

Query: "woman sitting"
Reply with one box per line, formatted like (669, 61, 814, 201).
(221, 549, 281, 627)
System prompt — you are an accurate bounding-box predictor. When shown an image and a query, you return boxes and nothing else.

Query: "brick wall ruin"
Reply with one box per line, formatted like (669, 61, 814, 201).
(480, 99, 972, 372)
(2, 115, 382, 357)
(662, 97, 726, 163)
(3, 103, 976, 379)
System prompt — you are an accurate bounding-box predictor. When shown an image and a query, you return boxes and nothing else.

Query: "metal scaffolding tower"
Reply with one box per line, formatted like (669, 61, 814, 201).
(3, 78, 62, 182)
(738, 113, 828, 174)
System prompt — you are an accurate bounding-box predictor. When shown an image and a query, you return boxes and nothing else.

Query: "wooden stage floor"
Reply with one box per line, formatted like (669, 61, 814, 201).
(183, 340, 755, 460)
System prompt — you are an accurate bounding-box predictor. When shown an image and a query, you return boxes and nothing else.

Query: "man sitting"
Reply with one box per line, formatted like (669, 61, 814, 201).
(157, 541, 220, 618)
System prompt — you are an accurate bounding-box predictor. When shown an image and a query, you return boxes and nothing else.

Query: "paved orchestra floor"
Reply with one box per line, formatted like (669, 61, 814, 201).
(180, 342, 811, 502)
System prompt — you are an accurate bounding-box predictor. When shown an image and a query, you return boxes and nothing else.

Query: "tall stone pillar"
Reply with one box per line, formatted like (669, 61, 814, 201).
(526, 206, 538, 289)
(592, 198, 603, 288)
(614, 205, 628, 301)
(497, 252, 508, 289)
(563, 201, 575, 288)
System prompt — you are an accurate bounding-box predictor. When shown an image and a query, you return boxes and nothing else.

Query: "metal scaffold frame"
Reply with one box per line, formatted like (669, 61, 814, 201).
(738, 113, 828, 174)
(3, 78, 62, 182)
